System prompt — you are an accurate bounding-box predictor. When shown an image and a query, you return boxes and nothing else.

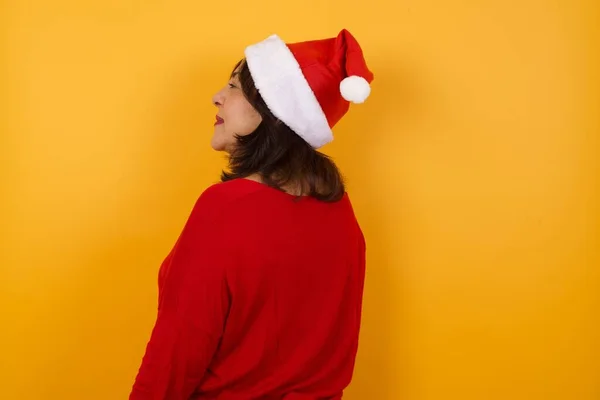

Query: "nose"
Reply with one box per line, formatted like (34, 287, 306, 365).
(212, 88, 225, 107)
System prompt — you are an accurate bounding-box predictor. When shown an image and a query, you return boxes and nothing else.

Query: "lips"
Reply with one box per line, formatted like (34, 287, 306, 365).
(215, 115, 224, 125)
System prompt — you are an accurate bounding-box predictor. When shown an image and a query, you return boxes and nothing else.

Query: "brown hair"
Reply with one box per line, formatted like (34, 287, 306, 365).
(220, 59, 346, 202)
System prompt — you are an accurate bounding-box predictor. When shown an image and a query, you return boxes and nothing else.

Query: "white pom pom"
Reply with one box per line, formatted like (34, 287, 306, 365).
(340, 75, 371, 103)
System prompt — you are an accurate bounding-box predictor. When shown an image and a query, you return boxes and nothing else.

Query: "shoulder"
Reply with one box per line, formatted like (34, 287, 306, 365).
(197, 178, 262, 204)
(189, 179, 263, 218)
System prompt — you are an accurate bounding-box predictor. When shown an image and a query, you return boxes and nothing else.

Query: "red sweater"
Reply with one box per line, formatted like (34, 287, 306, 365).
(129, 178, 366, 399)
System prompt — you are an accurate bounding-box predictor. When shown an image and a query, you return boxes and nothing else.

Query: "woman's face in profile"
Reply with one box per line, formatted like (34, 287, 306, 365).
(210, 63, 262, 153)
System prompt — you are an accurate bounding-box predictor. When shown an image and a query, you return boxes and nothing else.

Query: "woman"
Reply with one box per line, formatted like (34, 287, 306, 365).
(130, 29, 374, 399)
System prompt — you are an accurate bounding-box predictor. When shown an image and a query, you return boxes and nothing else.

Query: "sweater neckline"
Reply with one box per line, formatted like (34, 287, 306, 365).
(236, 178, 314, 201)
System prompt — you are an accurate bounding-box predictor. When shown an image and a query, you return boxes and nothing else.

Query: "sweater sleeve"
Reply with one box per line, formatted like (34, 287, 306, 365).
(129, 190, 231, 399)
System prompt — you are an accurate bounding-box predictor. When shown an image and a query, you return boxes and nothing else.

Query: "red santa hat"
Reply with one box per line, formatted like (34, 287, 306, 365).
(244, 29, 374, 149)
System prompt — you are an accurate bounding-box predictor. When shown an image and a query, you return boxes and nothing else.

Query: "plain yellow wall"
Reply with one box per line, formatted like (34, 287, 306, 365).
(2, 0, 599, 399)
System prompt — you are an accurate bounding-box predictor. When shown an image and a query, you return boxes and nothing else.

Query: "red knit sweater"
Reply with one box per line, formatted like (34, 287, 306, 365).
(129, 178, 366, 399)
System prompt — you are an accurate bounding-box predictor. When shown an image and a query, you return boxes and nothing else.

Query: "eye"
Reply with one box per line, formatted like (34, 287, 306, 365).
(228, 82, 237, 89)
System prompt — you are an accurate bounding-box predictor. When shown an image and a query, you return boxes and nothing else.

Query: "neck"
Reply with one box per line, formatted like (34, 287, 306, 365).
(245, 173, 306, 197)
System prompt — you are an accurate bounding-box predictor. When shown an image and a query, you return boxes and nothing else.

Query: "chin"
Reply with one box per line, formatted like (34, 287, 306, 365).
(210, 136, 226, 152)
(211, 128, 234, 151)
(211, 140, 235, 154)
(211, 137, 235, 153)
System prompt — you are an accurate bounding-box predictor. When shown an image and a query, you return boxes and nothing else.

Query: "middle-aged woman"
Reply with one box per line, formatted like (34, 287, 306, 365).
(130, 28, 375, 399)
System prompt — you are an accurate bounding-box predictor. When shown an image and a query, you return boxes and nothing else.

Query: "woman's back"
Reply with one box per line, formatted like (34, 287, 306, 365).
(131, 178, 366, 399)
(197, 178, 366, 399)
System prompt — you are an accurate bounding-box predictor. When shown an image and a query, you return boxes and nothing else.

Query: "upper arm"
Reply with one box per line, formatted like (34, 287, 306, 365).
(129, 188, 232, 399)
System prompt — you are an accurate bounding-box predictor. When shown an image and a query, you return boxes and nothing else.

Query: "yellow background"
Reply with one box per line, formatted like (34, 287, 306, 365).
(1, 0, 599, 399)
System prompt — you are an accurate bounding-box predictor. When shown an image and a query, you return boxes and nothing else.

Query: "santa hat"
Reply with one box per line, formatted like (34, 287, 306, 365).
(244, 29, 374, 149)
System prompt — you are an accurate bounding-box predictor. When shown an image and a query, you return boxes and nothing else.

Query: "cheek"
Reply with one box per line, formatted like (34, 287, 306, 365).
(227, 98, 262, 136)
(248, 111, 262, 129)
(241, 107, 262, 133)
